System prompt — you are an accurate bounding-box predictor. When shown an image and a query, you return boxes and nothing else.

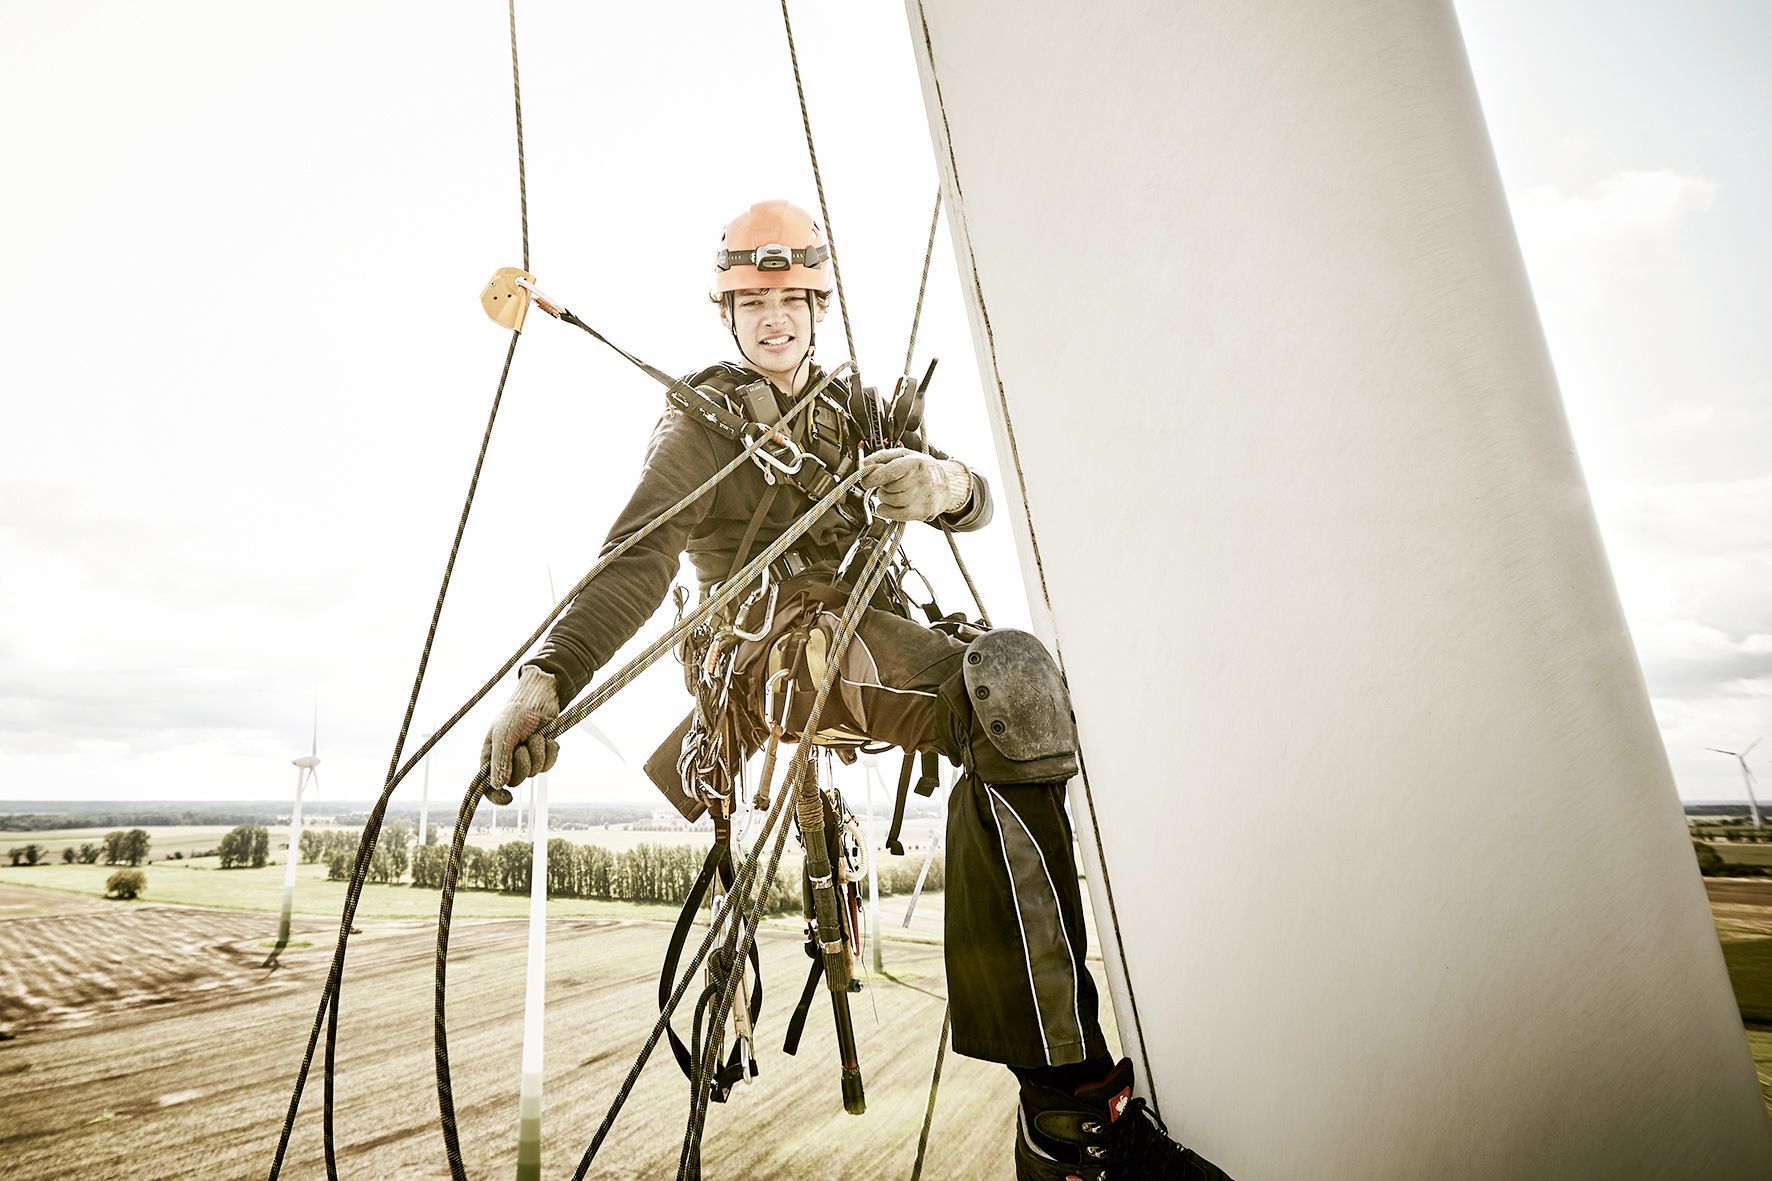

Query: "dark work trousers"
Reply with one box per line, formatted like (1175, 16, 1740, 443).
(735, 580, 1108, 1068)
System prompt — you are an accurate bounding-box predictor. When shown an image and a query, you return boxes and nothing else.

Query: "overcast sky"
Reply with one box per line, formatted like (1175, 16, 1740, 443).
(1, 1, 1766, 809)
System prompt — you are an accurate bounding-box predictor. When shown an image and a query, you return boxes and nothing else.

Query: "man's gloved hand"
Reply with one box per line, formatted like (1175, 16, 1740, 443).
(480, 665, 560, 804)
(858, 447, 972, 522)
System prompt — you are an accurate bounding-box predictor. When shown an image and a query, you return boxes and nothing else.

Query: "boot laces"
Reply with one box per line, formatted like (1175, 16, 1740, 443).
(1100, 1097, 1201, 1177)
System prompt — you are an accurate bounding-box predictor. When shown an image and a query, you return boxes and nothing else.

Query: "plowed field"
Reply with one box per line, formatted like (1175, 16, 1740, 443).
(0, 885, 1041, 1180)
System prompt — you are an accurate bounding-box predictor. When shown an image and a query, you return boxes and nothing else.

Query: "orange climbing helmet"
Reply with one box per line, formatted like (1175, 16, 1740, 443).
(712, 200, 831, 295)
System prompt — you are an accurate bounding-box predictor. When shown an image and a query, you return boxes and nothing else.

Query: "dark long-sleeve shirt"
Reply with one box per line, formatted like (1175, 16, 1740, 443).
(527, 364, 991, 702)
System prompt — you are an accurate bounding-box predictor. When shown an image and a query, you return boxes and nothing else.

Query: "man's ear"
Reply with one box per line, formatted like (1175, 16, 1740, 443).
(814, 297, 828, 323)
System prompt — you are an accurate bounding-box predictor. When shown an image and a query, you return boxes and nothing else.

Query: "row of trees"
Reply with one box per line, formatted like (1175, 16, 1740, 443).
(302, 827, 367, 865)
(323, 825, 413, 885)
(7, 829, 150, 867)
(405, 839, 945, 912)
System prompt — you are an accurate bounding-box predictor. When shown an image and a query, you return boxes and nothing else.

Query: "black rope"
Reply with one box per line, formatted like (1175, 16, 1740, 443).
(508, 0, 529, 272)
(779, 0, 876, 447)
(902, 189, 941, 379)
(267, 330, 521, 1181)
(909, 1005, 951, 1181)
(267, 4, 540, 1170)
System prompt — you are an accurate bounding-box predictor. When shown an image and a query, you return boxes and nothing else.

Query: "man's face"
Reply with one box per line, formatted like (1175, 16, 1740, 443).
(726, 287, 822, 379)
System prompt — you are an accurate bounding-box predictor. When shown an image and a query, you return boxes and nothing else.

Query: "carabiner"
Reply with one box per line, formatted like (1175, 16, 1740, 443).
(742, 421, 808, 475)
(764, 666, 794, 731)
(897, 560, 936, 607)
(512, 275, 566, 319)
(729, 580, 780, 643)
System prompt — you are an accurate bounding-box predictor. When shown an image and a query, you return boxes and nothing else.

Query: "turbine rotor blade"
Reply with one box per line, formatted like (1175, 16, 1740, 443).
(581, 718, 627, 764)
(1744, 738, 1762, 758)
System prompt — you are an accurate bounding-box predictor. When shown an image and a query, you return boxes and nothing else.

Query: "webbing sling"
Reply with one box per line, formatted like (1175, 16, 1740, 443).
(659, 840, 763, 1101)
(885, 750, 943, 857)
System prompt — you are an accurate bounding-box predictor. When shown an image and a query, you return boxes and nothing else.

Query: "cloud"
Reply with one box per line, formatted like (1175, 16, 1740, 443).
(1636, 619, 1772, 698)
(0, 479, 339, 612)
(1513, 169, 1718, 247)
(1610, 474, 1772, 557)
(0, 664, 285, 756)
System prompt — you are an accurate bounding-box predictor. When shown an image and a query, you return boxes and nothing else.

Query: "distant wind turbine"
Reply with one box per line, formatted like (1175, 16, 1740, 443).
(1707, 739, 1762, 829)
(270, 707, 322, 963)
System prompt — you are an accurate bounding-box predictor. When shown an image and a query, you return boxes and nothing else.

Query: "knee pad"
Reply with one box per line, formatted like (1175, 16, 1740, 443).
(946, 629, 1079, 785)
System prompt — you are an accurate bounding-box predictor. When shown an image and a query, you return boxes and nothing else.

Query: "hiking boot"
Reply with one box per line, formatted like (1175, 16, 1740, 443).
(1014, 1059, 1232, 1181)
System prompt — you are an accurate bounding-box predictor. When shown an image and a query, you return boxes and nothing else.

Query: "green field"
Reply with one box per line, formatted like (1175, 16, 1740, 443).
(0, 825, 240, 860)
(1713, 842, 1772, 869)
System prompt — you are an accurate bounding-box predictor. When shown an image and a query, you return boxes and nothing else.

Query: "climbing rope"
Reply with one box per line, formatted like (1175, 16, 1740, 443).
(779, 0, 879, 450)
(909, 1005, 951, 1181)
(266, 0, 533, 1163)
(902, 189, 941, 379)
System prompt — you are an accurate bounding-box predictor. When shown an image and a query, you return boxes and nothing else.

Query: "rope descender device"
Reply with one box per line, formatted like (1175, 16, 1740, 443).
(480, 266, 566, 332)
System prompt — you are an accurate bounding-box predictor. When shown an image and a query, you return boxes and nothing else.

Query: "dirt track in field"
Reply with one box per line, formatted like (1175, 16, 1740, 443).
(0, 885, 1026, 1180)
(1707, 877, 1772, 938)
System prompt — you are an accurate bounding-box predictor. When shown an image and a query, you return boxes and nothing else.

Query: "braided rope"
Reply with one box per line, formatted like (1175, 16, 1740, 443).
(902, 189, 942, 379)
(909, 1005, 951, 1181)
(509, 0, 528, 271)
(779, 0, 874, 446)
(267, 330, 520, 1180)
(430, 466, 874, 1173)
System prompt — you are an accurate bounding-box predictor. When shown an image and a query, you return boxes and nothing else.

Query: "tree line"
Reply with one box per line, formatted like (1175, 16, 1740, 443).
(0, 808, 283, 831)
(322, 825, 414, 886)
(8, 829, 150, 867)
(407, 839, 944, 912)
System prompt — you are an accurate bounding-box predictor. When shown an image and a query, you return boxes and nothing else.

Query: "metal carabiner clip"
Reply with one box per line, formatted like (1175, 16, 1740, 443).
(742, 421, 808, 475)
(897, 560, 936, 607)
(729, 579, 780, 643)
(764, 666, 794, 731)
(512, 275, 566, 318)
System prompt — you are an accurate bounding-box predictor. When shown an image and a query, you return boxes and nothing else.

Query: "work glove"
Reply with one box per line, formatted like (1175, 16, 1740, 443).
(858, 447, 972, 522)
(480, 665, 560, 803)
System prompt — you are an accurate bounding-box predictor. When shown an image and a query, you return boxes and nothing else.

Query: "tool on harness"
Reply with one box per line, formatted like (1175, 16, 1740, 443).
(781, 750, 869, 1115)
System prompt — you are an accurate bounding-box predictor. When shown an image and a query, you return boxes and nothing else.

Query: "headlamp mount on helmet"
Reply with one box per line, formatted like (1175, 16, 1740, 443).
(716, 241, 831, 274)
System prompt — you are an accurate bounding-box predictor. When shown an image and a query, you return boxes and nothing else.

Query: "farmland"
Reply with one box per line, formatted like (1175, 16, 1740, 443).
(0, 882, 1069, 1180)
(3, 818, 1768, 1179)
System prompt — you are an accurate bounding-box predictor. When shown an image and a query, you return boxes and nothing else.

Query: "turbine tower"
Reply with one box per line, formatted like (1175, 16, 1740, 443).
(1707, 739, 1762, 829)
(274, 709, 322, 956)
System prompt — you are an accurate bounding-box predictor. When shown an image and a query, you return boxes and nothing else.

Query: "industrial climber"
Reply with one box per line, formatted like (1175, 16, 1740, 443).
(480, 199, 1230, 1181)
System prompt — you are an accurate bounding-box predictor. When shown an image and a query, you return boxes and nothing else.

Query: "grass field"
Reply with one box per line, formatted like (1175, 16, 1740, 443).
(0, 824, 241, 860)
(1707, 878, 1772, 1113)
(1710, 841, 1772, 869)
